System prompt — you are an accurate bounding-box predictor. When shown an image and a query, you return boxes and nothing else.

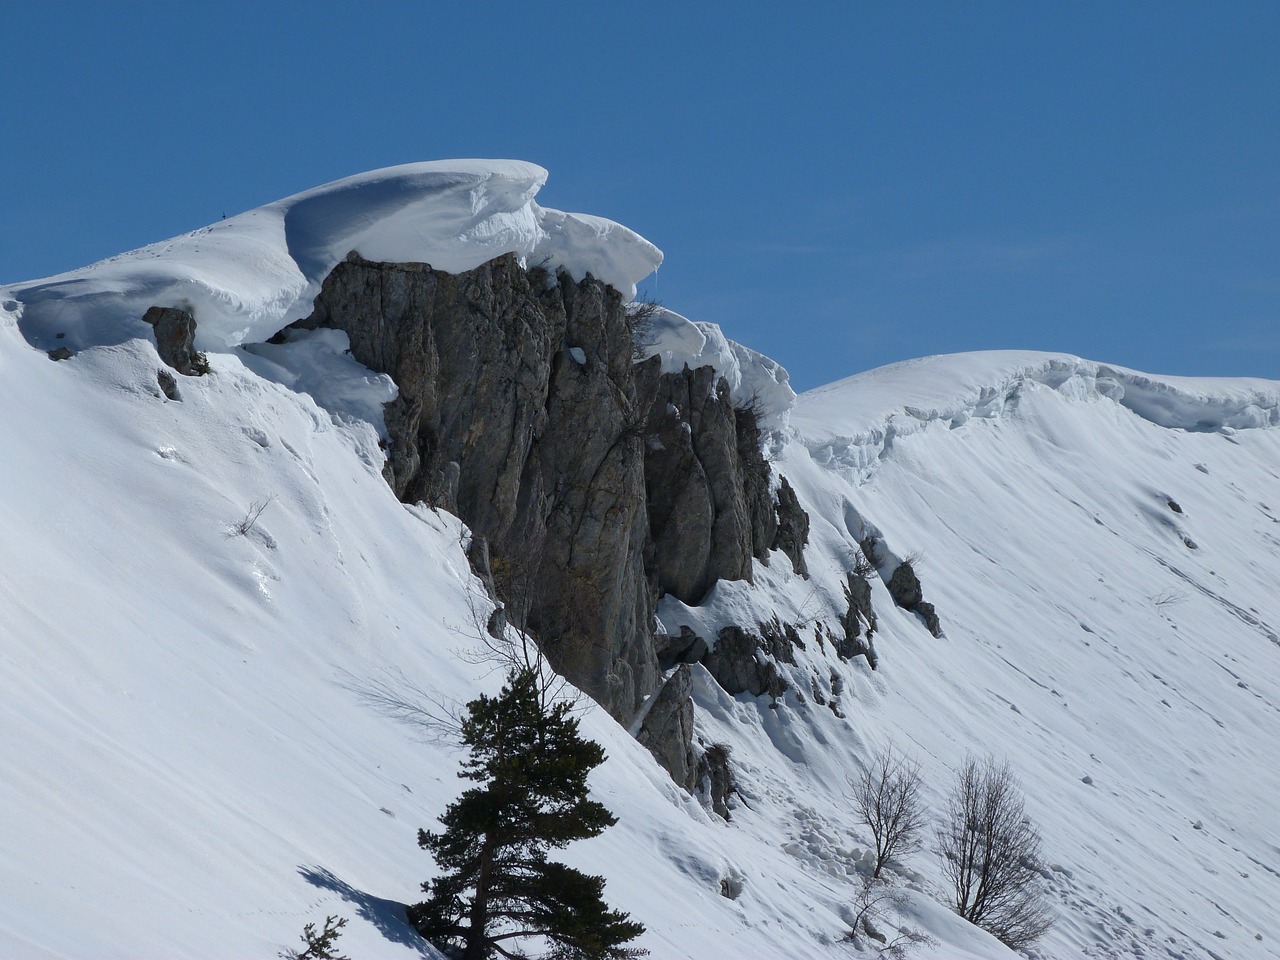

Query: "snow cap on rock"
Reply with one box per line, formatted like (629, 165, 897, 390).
(3, 160, 663, 354)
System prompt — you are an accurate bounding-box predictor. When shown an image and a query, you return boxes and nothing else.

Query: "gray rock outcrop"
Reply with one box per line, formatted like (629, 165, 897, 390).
(887, 561, 924, 608)
(156, 369, 181, 401)
(696, 742, 735, 821)
(840, 571, 878, 666)
(704, 625, 789, 699)
(772, 475, 810, 577)
(287, 250, 811, 795)
(297, 252, 656, 717)
(635, 665, 698, 791)
(641, 365, 777, 605)
(915, 601, 942, 637)
(736, 409, 779, 562)
(655, 626, 710, 668)
(143, 306, 208, 376)
(887, 560, 942, 637)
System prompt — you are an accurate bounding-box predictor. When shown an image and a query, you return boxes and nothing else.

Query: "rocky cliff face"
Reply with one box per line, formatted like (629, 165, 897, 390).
(296, 252, 655, 716)
(287, 251, 817, 788)
(641, 364, 776, 605)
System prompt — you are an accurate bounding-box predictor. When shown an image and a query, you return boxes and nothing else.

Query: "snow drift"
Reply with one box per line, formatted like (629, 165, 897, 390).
(638, 306, 796, 433)
(2, 160, 663, 355)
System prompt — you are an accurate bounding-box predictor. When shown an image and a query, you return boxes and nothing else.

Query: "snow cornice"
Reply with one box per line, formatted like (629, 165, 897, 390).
(793, 351, 1280, 481)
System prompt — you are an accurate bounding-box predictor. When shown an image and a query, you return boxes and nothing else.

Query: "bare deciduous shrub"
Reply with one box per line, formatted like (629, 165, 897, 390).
(342, 534, 576, 747)
(626, 296, 664, 363)
(230, 496, 275, 537)
(341, 664, 461, 744)
(934, 756, 1054, 951)
(852, 550, 876, 581)
(851, 745, 926, 879)
(462, 532, 579, 713)
(1149, 589, 1188, 608)
(844, 876, 935, 957)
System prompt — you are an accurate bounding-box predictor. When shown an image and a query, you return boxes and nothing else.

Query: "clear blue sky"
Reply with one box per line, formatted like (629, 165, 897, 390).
(3, 2, 1277, 390)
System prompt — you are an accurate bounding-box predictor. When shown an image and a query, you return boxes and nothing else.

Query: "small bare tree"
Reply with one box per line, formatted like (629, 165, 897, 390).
(851, 745, 927, 879)
(844, 876, 935, 957)
(230, 495, 275, 537)
(935, 756, 1054, 951)
(461, 532, 578, 715)
(851, 549, 876, 581)
(341, 534, 575, 746)
(625, 295, 664, 363)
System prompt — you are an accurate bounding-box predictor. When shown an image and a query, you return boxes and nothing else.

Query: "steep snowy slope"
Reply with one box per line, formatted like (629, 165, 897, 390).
(0, 308, 1001, 959)
(628, 349, 1280, 959)
(3, 165, 1278, 960)
(780, 354, 1280, 958)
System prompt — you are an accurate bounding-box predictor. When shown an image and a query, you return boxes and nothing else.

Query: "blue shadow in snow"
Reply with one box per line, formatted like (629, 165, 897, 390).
(298, 865, 436, 956)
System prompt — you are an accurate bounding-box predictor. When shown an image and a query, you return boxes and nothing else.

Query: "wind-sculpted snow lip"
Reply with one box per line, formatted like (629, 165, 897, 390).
(638, 306, 796, 433)
(793, 351, 1280, 481)
(2, 159, 663, 355)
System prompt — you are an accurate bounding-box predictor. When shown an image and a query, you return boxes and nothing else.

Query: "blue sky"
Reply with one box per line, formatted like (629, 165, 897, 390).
(3, 2, 1277, 391)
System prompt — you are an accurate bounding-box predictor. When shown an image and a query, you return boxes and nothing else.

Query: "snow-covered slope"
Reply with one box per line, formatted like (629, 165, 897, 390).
(782, 352, 1280, 958)
(0, 309, 888, 960)
(3, 167, 1279, 960)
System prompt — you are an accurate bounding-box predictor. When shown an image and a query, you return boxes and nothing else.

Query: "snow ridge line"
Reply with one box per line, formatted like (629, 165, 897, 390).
(2, 160, 663, 357)
(799, 355, 1280, 483)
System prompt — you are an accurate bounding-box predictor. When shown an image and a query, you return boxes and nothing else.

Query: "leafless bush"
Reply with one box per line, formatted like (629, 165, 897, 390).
(852, 550, 876, 581)
(851, 745, 927, 879)
(934, 756, 1054, 951)
(346, 602, 576, 753)
(230, 496, 275, 537)
(844, 876, 935, 957)
(341, 536, 574, 747)
(1149, 589, 1188, 608)
(735, 387, 767, 421)
(459, 534, 578, 715)
(626, 296, 664, 363)
(340, 665, 461, 744)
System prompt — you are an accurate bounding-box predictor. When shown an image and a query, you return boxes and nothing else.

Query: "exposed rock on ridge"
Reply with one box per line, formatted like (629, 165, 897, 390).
(143, 306, 208, 377)
(772, 476, 809, 577)
(840, 571, 878, 666)
(297, 252, 655, 717)
(641, 365, 777, 605)
(634, 665, 698, 791)
(887, 560, 942, 637)
(293, 251, 812, 738)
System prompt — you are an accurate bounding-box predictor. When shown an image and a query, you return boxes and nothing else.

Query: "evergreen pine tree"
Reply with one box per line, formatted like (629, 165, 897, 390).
(279, 915, 349, 960)
(408, 667, 646, 960)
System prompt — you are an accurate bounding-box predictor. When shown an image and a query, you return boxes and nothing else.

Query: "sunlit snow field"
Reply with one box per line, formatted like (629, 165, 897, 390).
(2, 163, 1278, 959)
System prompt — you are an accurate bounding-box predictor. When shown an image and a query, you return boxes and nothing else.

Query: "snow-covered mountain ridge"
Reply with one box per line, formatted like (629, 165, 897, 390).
(2, 163, 1278, 960)
(795, 351, 1280, 483)
(3, 160, 661, 355)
